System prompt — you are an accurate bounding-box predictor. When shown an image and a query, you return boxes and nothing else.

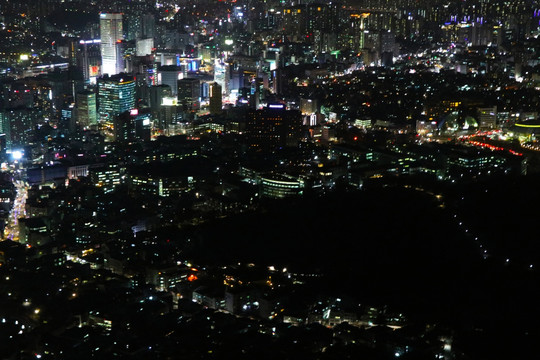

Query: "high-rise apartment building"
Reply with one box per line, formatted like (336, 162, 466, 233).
(214, 60, 230, 96)
(100, 13, 124, 76)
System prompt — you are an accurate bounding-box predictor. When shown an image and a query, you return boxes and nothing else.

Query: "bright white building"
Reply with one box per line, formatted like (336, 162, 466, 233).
(100, 13, 124, 76)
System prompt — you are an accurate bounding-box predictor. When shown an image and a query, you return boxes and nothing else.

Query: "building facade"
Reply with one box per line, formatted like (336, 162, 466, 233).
(97, 75, 136, 122)
(100, 13, 124, 76)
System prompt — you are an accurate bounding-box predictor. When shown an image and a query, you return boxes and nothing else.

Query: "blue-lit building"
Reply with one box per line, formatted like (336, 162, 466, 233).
(97, 74, 136, 122)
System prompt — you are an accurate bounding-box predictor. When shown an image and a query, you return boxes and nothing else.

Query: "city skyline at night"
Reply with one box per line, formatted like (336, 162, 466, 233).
(0, 0, 539, 358)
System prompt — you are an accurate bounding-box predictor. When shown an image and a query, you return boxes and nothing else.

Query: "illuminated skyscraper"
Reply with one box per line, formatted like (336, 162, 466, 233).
(100, 13, 124, 76)
(214, 60, 229, 96)
(97, 75, 136, 122)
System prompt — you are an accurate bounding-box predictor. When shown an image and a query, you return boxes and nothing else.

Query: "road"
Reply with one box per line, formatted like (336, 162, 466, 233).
(4, 179, 28, 242)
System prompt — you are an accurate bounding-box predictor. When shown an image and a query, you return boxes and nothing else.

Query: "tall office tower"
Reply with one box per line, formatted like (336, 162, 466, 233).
(148, 85, 171, 111)
(177, 78, 201, 111)
(97, 75, 136, 122)
(78, 40, 101, 81)
(76, 91, 98, 129)
(100, 13, 124, 76)
(148, 85, 172, 130)
(209, 82, 222, 115)
(214, 60, 230, 96)
(380, 31, 396, 67)
(158, 65, 183, 96)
